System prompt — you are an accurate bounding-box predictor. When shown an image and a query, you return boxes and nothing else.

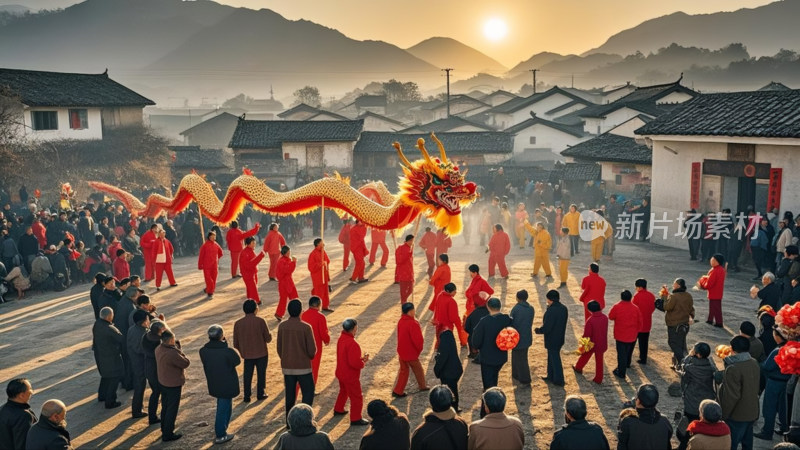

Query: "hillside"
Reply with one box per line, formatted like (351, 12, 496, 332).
(406, 37, 507, 75)
(585, 0, 800, 57)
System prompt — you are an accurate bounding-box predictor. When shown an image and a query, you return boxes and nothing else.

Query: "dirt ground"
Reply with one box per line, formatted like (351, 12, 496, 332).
(0, 231, 779, 449)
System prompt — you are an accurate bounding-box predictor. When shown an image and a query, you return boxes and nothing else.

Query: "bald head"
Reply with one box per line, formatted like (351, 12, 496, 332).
(41, 399, 66, 422)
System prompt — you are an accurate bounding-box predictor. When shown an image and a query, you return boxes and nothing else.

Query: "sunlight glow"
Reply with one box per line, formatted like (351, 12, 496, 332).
(483, 17, 508, 42)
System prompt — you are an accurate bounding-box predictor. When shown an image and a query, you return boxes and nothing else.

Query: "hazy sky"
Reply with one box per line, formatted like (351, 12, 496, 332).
(9, 0, 776, 67)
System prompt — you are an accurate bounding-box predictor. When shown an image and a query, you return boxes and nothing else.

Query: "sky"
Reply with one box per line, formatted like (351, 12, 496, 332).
(7, 0, 777, 68)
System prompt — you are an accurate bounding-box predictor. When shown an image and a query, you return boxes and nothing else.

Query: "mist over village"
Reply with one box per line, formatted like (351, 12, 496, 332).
(1, 0, 800, 449)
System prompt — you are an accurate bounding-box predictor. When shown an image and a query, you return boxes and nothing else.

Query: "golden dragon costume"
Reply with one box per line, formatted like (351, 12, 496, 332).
(89, 134, 478, 236)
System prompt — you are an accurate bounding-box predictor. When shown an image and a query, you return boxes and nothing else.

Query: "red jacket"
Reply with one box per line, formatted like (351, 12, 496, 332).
(465, 275, 494, 308)
(488, 231, 511, 256)
(335, 331, 364, 382)
(198, 240, 223, 270)
(113, 256, 130, 280)
(276, 255, 296, 288)
(371, 229, 386, 244)
(349, 223, 368, 256)
(396, 314, 424, 361)
(429, 264, 451, 296)
(395, 243, 414, 282)
(704, 265, 726, 300)
(632, 289, 656, 332)
(433, 291, 464, 336)
(338, 223, 351, 246)
(226, 226, 259, 253)
(154, 238, 173, 264)
(239, 247, 264, 276)
(419, 231, 436, 255)
(583, 310, 609, 353)
(263, 230, 286, 255)
(307, 248, 330, 286)
(32, 221, 47, 248)
(141, 230, 157, 255)
(580, 272, 607, 310)
(108, 241, 122, 262)
(301, 308, 330, 352)
(608, 301, 642, 343)
(435, 231, 452, 256)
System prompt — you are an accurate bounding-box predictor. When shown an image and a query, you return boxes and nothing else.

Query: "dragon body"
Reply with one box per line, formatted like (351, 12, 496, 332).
(89, 134, 477, 235)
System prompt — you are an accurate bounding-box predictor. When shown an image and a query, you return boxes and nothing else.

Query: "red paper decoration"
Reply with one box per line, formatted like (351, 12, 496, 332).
(496, 327, 520, 351)
(776, 341, 800, 375)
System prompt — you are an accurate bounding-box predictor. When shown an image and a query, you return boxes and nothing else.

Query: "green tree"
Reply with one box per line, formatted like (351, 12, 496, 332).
(293, 86, 321, 107)
(382, 79, 421, 103)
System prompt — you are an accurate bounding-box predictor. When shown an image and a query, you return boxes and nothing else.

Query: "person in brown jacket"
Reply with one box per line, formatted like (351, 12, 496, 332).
(686, 400, 731, 450)
(276, 299, 317, 419)
(155, 329, 190, 442)
(468, 387, 524, 450)
(718, 336, 760, 450)
(663, 278, 694, 370)
(233, 299, 272, 402)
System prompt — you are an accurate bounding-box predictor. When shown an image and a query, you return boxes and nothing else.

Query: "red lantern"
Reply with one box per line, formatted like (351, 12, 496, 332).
(496, 327, 520, 351)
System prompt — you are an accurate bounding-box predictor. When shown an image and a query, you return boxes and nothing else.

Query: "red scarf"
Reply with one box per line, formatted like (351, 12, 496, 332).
(687, 420, 730, 437)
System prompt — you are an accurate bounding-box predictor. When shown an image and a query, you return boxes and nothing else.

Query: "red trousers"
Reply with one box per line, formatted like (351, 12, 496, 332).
(229, 250, 241, 277)
(155, 262, 176, 288)
(707, 299, 723, 325)
(311, 283, 330, 309)
(203, 267, 218, 295)
(243, 272, 260, 303)
(487, 253, 508, 277)
(334, 378, 363, 422)
(276, 283, 298, 318)
(575, 349, 604, 383)
(268, 253, 279, 279)
(399, 281, 413, 303)
(425, 252, 435, 277)
(351, 252, 366, 281)
(342, 245, 350, 271)
(143, 251, 154, 281)
(369, 241, 388, 266)
(393, 358, 426, 394)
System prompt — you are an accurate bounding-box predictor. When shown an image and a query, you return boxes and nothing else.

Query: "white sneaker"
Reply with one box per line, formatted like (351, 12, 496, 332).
(214, 434, 234, 445)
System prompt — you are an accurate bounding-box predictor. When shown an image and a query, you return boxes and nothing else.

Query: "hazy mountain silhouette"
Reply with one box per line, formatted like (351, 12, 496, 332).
(406, 37, 507, 75)
(584, 0, 800, 57)
(507, 52, 571, 75)
(0, 5, 30, 14)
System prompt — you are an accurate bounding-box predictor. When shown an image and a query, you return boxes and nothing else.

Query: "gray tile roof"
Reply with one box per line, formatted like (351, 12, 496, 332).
(486, 87, 591, 115)
(400, 116, 495, 133)
(635, 89, 800, 139)
(550, 163, 601, 182)
(356, 111, 405, 126)
(579, 79, 696, 118)
(229, 119, 364, 149)
(0, 68, 154, 107)
(179, 112, 239, 136)
(277, 103, 321, 118)
(169, 146, 234, 169)
(561, 132, 651, 164)
(504, 115, 586, 138)
(355, 95, 387, 108)
(354, 131, 513, 154)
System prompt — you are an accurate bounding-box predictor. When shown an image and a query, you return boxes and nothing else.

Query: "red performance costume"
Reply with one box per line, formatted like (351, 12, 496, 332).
(428, 263, 451, 312)
(580, 272, 607, 320)
(225, 224, 259, 277)
(395, 241, 414, 302)
(368, 228, 388, 267)
(263, 228, 286, 280)
(334, 330, 366, 422)
(275, 254, 298, 319)
(197, 238, 223, 295)
(153, 235, 176, 288)
(393, 313, 426, 396)
(300, 308, 330, 383)
(701, 264, 727, 326)
(487, 229, 511, 278)
(140, 229, 157, 281)
(418, 230, 437, 277)
(433, 291, 467, 347)
(349, 222, 368, 282)
(573, 309, 609, 383)
(308, 246, 331, 309)
(239, 246, 265, 303)
(435, 230, 452, 260)
(338, 222, 352, 271)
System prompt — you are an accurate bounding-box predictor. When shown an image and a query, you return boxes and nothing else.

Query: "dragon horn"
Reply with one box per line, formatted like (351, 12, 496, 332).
(430, 132, 448, 164)
(416, 138, 434, 165)
(393, 142, 412, 167)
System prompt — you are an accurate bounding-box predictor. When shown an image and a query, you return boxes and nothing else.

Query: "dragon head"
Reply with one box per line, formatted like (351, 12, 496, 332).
(394, 133, 477, 235)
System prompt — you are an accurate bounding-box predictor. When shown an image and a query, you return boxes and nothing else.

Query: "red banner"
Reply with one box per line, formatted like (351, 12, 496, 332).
(768, 168, 782, 212)
(690, 162, 701, 210)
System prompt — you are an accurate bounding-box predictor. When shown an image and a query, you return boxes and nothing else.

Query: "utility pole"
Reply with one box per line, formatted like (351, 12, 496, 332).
(442, 68, 453, 117)
(529, 69, 539, 94)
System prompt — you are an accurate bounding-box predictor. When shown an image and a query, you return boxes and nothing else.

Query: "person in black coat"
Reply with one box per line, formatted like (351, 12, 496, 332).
(141, 320, 166, 425)
(25, 400, 71, 450)
(755, 273, 781, 310)
(0, 378, 37, 450)
(550, 395, 610, 450)
(92, 307, 125, 409)
(464, 303, 489, 361)
(199, 325, 241, 444)
(98, 276, 121, 312)
(433, 329, 463, 411)
(535, 289, 568, 386)
(114, 284, 136, 391)
(471, 298, 512, 393)
(127, 310, 150, 420)
(89, 272, 107, 320)
(361, 399, 411, 450)
(17, 227, 38, 273)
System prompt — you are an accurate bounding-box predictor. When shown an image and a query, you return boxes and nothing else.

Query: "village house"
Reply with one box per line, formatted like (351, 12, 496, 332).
(277, 103, 323, 121)
(636, 89, 800, 249)
(168, 145, 235, 184)
(338, 94, 388, 117)
(356, 111, 405, 132)
(426, 94, 491, 121)
(504, 113, 588, 165)
(483, 86, 593, 130)
(479, 89, 519, 107)
(400, 115, 495, 134)
(0, 68, 154, 141)
(228, 118, 364, 187)
(179, 112, 240, 148)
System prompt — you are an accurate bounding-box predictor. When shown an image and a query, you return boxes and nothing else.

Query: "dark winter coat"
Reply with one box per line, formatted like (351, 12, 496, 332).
(198, 339, 241, 399)
(550, 419, 610, 450)
(126, 323, 147, 375)
(141, 331, 161, 378)
(535, 300, 568, 350)
(113, 298, 135, 337)
(17, 234, 39, 261)
(410, 410, 469, 450)
(680, 355, 717, 416)
(719, 353, 761, 422)
(510, 301, 534, 349)
(25, 415, 72, 450)
(617, 408, 673, 450)
(91, 319, 124, 378)
(471, 313, 512, 366)
(274, 424, 334, 450)
(433, 330, 463, 381)
(464, 306, 489, 337)
(0, 401, 37, 450)
(359, 413, 411, 450)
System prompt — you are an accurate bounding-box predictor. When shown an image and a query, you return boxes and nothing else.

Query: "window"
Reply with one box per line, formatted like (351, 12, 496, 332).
(31, 111, 58, 131)
(529, 136, 537, 145)
(69, 109, 88, 129)
(615, 175, 622, 185)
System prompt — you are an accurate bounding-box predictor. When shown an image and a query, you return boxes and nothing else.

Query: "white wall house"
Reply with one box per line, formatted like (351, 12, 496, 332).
(505, 116, 588, 163)
(357, 112, 405, 132)
(0, 68, 154, 142)
(486, 87, 592, 130)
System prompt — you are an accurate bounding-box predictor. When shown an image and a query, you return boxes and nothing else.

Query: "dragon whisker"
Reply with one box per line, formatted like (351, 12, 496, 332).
(416, 138, 434, 165)
(430, 132, 448, 164)
(393, 142, 412, 167)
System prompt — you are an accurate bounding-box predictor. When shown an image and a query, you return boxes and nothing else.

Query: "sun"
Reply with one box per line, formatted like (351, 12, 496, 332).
(483, 18, 508, 42)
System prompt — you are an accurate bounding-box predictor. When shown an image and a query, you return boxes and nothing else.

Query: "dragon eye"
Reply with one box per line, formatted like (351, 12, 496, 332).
(431, 176, 443, 186)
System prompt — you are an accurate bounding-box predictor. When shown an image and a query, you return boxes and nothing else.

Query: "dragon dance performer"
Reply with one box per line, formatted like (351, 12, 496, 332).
(308, 239, 333, 311)
(338, 219, 352, 272)
(140, 223, 159, 282)
(395, 235, 415, 303)
(225, 221, 260, 278)
(428, 254, 451, 312)
(275, 246, 298, 321)
(418, 227, 437, 277)
(198, 231, 223, 298)
(263, 223, 285, 282)
(368, 228, 388, 267)
(349, 220, 368, 284)
(240, 237, 265, 304)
